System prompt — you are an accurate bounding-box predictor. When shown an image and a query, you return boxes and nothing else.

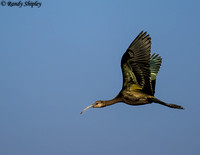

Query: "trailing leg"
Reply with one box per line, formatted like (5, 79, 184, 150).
(148, 97, 184, 109)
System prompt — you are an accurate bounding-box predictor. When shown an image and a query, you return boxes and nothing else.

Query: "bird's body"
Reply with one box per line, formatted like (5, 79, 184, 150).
(81, 31, 183, 114)
(121, 89, 151, 106)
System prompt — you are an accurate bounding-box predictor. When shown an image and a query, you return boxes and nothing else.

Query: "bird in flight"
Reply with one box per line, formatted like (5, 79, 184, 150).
(80, 31, 183, 114)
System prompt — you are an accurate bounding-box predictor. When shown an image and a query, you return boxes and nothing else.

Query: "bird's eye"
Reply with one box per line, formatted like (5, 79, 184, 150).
(96, 103, 99, 105)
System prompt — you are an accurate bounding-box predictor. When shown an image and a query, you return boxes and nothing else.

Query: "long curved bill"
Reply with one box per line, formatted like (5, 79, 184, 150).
(80, 105, 93, 114)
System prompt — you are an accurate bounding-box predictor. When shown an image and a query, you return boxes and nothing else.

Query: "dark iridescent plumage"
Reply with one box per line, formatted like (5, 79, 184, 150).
(81, 31, 183, 114)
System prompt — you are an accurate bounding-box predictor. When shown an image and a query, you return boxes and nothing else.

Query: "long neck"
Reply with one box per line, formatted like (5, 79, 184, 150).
(103, 95, 122, 106)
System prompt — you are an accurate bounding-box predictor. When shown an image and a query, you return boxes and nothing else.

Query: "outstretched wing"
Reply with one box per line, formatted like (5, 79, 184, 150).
(150, 53, 162, 95)
(121, 31, 153, 95)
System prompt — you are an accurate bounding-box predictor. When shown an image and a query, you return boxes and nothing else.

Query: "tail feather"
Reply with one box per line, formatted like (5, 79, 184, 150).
(148, 98, 184, 110)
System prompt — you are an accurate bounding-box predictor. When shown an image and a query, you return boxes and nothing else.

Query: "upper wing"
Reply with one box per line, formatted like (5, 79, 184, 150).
(121, 31, 153, 95)
(150, 53, 162, 95)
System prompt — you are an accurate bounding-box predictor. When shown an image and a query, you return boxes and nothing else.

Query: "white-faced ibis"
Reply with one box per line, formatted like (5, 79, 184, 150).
(80, 31, 183, 114)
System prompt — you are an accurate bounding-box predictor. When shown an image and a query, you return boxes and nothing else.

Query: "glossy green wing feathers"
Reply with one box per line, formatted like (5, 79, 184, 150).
(121, 31, 153, 95)
(150, 53, 162, 95)
(150, 53, 162, 81)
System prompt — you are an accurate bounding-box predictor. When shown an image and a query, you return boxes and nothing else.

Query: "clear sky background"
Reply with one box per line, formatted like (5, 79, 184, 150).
(0, 0, 200, 154)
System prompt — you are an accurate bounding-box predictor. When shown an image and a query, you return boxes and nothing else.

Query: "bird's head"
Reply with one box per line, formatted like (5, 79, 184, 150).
(80, 100, 105, 114)
(93, 100, 106, 108)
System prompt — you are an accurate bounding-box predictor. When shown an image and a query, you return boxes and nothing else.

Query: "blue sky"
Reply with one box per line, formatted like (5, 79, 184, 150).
(0, 0, 200, 154)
